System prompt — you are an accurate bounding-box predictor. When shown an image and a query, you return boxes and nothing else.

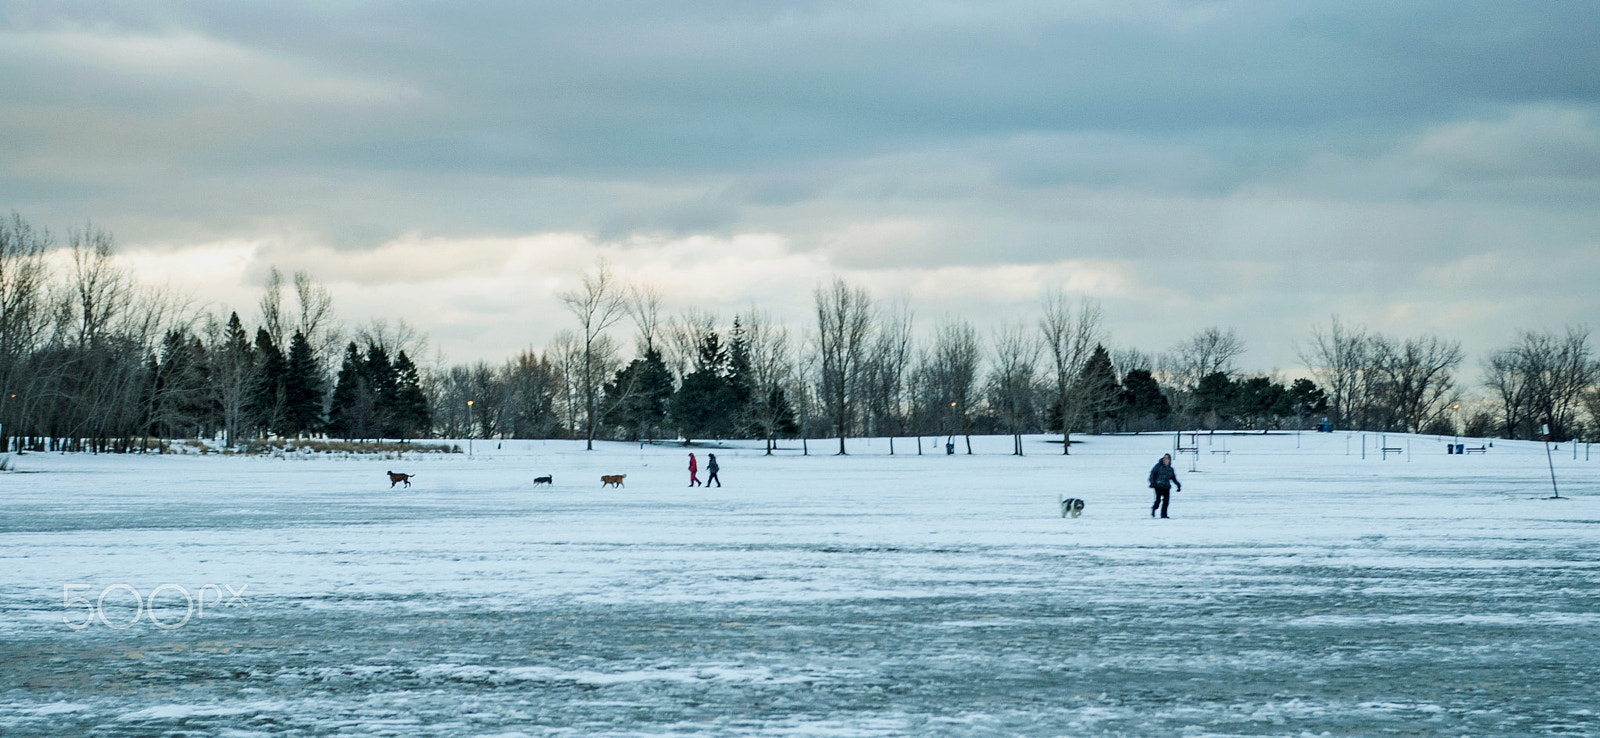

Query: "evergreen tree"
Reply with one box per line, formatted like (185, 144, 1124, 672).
(327, 342, 373, 440)
(145, 330, 213, 439)
(1120, 368, 1170, 422)
(1193, 371, 1237, 426)
(391, 350, 432, 439)
(1076, 344, 1121, 432)
(282, 330, 325, 436)
(726, 318, 754, 430)
(1287, 378, 1329, 428)
(246, 327, 287, 436)
(216, 312, 255, 446)
(364, 344, 398, 437)
(672, 330, 738, 441)
(672, 369, 737, 441)
(695, 329, 728, 375)
(1232, 376, 1288, 430)
(604, 347, 673, 441)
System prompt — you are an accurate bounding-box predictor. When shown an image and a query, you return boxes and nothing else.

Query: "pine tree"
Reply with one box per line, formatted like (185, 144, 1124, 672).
(216, 312, 255, 446)
(672, 369, 737, 442)
(1077, 344, 1121, 432)
(1120, 368, 1170, 423)
(672, 330, 738, 441)
(725, 318, 754, 434)
(327, 342, 373, 440)
(246, 327, 287, 437)
(604, 347, 673, 441)
(1232, 376, 1287, 430)
(1287, 378, 1328, 427)
(391, 350, 432, 440)
(282, 330, 325, 436)
(1193, 371, 1237, 427)
(365, 344, 398, 437)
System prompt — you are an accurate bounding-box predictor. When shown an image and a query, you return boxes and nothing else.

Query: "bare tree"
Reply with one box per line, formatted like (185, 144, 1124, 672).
(293, 270, 339, 366)
(1298, 317, 1375, 429)
(1167, 326, 1246, 391)
(1370, 334, 1463, 433)
(1111, 347, 1153, 374)
(258, 267, 286, 350)
(1528, 327, 1595, 440)
(0, 213, 53, 447)
(664, 308, 717, 379)
(1582, 384, 1600, 441)
(625, 282, 665, 353)
(549, 330, 583, 438)
(926, 317, 981, 454)
(1483, 348, 1532, 439)
(989, 320, 1040, 456)
(559, 260, 627, 450)
(742, 308, 794, 455)
(65, 224, 131, 350)
(790, 346, 820, 456)
(503, 348, 562, 438)
(1486, 328, 1596, 440)
(354, 318, 429, 359)
(814, 278, 875, 454)
(864, 299, 914, 454)
(1039, 293, 1102, 454)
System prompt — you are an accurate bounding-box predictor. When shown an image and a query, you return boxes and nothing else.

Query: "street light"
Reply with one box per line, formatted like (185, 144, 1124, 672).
(1452, 403, 1461, 446)
(466, 400, 475, 458)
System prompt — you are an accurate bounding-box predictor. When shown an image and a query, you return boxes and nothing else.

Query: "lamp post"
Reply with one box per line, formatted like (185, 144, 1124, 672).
(1452, 403, 1461, 446)
(466, 400, 475, 458)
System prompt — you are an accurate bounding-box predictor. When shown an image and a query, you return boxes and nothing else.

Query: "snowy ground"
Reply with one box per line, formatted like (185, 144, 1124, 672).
(2, 431, 1599, 736)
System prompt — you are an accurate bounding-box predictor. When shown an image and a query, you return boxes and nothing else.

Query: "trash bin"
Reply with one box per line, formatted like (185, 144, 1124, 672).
(945, 442, 955, 455)
(1456, 444, 1465, 454)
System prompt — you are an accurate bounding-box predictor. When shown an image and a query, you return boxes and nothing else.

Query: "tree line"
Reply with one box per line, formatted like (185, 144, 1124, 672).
(2, 214, 1596, 453)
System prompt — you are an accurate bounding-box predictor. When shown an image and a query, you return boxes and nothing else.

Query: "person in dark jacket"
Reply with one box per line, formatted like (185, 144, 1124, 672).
(1148, 453, 1181, 518)
(705, 453, 721, 487)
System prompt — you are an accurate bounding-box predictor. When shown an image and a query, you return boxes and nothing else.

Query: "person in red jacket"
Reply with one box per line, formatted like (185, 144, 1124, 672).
(688, 453, 700, 487)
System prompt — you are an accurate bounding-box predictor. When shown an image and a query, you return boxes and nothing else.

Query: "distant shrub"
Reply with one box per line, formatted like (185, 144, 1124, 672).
(239, 439, 459, 456)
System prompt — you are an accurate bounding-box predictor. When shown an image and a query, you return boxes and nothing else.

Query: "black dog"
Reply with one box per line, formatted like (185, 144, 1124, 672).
(533, 475, 553, 486)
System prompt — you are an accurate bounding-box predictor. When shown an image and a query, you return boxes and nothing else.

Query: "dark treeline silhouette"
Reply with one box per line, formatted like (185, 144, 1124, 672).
(3, 215, 1596, 453)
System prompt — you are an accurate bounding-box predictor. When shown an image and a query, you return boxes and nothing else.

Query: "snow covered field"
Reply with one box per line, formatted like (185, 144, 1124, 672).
(2, 431, 1598, 736)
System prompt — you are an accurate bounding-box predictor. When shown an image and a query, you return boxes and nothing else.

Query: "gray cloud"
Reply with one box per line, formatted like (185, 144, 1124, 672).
(0, 1, 1596, 368)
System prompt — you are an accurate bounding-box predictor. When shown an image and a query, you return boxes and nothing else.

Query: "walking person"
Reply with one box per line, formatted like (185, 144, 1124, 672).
(688, 453, 700, 487)
(705, 453, 721, 487)
(1148, 453, 1181, 518)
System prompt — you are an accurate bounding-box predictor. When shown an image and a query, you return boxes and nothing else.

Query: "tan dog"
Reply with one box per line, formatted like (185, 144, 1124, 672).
(387, 471, 413, 488)
(600, 474, 626, 488)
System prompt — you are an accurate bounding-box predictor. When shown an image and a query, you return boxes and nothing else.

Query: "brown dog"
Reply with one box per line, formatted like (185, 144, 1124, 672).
(600, 474, 626, 488)
(387, 471, 413, 488)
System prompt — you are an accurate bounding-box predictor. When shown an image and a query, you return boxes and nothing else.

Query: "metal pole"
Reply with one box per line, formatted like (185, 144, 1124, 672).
(1543, 423, 1559, 498)
(1546, 440, 1560, 498)
(467, 400, 474, 458)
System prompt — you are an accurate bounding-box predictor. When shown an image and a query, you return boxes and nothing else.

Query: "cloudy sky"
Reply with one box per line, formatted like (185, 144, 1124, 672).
(2, 1, 1596, 371)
